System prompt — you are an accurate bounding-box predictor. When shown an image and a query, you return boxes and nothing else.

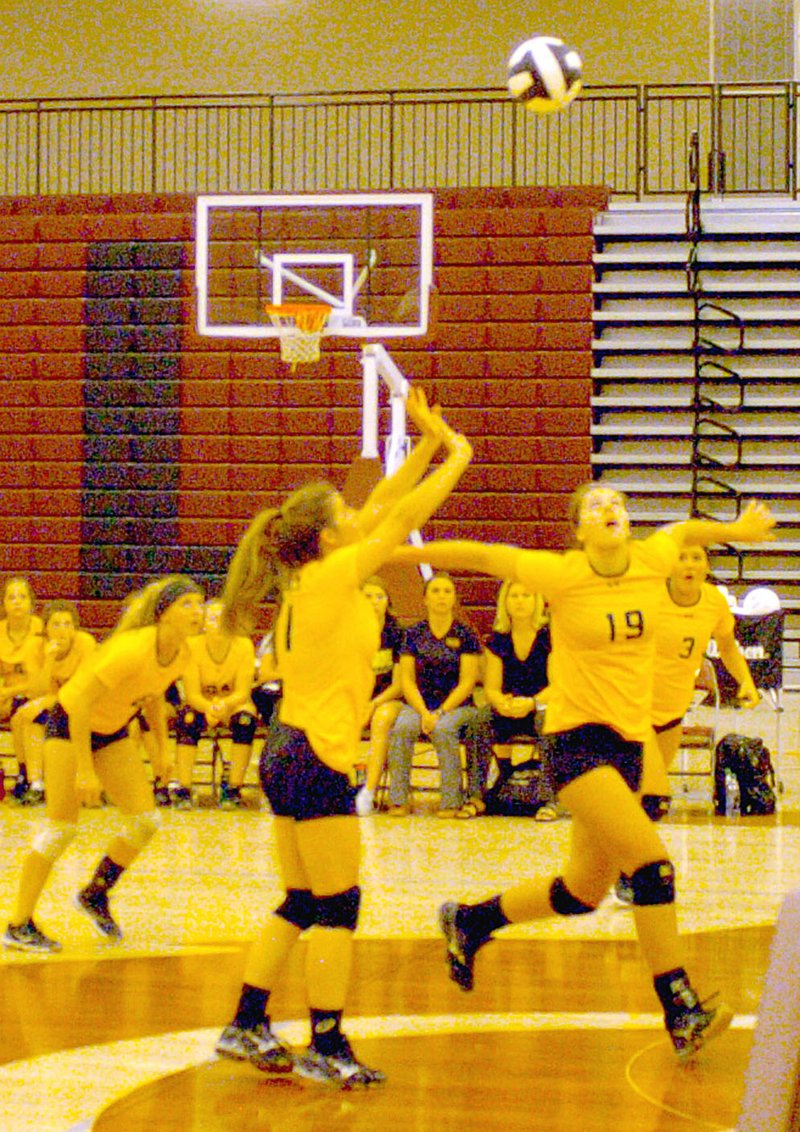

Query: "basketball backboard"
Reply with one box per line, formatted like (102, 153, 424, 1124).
(195, 192, 433, 339)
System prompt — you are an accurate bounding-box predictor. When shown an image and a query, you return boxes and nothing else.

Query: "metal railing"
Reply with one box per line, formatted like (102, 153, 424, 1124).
(0, 81, 796, 199)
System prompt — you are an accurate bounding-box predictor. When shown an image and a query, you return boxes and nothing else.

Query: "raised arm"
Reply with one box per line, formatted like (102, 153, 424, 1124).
(665, 501, 775, 550)
(354, 412, 473, 582)
(355, 387, 443, 535)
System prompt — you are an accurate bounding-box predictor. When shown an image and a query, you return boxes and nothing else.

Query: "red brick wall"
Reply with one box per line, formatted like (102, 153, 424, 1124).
(0, 187, 607, 636)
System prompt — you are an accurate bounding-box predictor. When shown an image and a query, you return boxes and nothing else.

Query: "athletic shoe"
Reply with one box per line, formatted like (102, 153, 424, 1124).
(612, 874, 634, 906)
(171, 786, 193, 811)
(73, 889, 123, 942)
(153, 783, 171, 807)
(219, 784, 243, 810)
(294, 1037, 385, 1086)
(3, 919, 62, 954)
(439, 901, 489, 992)
(215, 1023, 294, 1073)
(668, 997, 734, 1060)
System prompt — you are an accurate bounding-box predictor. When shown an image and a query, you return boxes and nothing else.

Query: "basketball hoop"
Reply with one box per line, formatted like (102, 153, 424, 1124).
(265, 301, 331, 370)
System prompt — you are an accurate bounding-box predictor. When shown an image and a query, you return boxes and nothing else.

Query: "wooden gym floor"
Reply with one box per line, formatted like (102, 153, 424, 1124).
(1, 697, 798, 1132)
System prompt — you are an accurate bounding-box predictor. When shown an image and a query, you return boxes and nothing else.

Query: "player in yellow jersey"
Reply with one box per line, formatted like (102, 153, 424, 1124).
(3, 576, 204, 954)
(612, 544, 761, 903)
(214, 388, 471, 1086)
(393, 486, 774, 1059)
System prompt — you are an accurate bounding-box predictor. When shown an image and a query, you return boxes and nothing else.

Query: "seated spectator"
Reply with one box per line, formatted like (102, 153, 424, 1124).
(356, 576, 405, 816)
(172, 598, 257, 810)
(0, 577, 45, 802)
(385, 572, 481, 817)
(462, 579, 561, 821)
(10, 600, 96, 806)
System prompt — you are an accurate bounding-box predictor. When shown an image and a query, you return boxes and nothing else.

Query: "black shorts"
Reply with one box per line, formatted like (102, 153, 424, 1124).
(260, 720, 356, 822)
(547, 723, 643, 792)
(491, 709, 541, 744)
(653, 717, 682, 735)
(46, 702, 131, 753)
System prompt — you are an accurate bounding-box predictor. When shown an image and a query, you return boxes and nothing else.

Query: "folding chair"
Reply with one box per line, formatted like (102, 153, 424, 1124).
(671, 657, 720, 799)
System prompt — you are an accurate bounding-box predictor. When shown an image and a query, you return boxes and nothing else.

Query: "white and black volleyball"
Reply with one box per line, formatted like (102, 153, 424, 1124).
(507, 36, 583, 115)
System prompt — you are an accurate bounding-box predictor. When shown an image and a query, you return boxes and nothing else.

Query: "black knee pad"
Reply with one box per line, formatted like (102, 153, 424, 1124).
(642, 794, 671, 822)
(275, 888, 317, 931)
(631, 860, 675, 906)
(314, 886, 361, 931)
(549, 876, 596, 916)
(230, 710, 257, 745)
(174, 705, 206, 746)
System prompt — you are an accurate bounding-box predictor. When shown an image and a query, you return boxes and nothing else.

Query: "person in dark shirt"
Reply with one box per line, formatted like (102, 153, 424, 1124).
(385, 572, 481, 816)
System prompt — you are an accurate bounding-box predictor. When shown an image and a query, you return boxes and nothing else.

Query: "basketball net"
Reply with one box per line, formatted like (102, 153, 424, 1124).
(265, 301, 331, 371)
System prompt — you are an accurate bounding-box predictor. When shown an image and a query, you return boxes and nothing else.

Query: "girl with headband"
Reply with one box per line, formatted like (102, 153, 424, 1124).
(4, 575, 204, 954)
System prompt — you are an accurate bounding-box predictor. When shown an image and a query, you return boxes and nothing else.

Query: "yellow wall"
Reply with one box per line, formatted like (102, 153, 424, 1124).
(0, 0, 711, 100)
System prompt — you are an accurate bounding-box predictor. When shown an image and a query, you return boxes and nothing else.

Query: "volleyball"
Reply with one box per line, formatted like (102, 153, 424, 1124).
(507, 36, 583, 115)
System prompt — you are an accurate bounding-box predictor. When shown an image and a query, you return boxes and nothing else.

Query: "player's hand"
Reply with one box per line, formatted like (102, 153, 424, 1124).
(76, 765, 103, 808)
(736, 686, 761, 710)
(406, 387, 446, 444)
(730, 501, 776, 543)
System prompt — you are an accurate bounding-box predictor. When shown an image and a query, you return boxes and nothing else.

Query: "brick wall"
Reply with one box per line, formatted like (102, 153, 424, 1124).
(0, 186, 608, 636)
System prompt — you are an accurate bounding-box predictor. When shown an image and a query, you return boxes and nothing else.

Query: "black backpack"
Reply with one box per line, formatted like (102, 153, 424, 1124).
(713, 734, 776, 816)
(484, 759, 546, 816)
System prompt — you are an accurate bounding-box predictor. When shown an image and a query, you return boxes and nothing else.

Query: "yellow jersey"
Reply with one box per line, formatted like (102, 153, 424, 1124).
(185, 632, 256, 710)
(275, 544, 378, 773)
(516, 532, 679, 742)
(651, 582, 733, 726)
(59, 626, 191, 735)
(41, 630, 97, 693)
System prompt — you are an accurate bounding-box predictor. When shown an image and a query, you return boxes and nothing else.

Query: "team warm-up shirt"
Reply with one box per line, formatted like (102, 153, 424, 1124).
(59, 625, 191, 735)
(651, 581, 734, 726)
(276, 544, 378, 773)
(185, 632, 256, 709)
(486, 625, 550, 698)
(39, 630, 97, 693)
(515, 532, 679, 742)
(401, 619, 482, 711)
(0, 617, 45, 696)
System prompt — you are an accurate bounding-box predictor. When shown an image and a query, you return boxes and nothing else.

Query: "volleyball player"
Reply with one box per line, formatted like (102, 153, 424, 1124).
(215, 388, 471, 1085)
(611, 543, 761, 902)
(393, 488, 774, 1058)
(3, 576, 204, 953)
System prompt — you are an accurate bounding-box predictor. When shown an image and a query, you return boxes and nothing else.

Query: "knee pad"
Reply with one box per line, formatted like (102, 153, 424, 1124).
(314, 886, 361, 931)
(230, 710, 257, 745)
(32, 819, 78, 862)
(549, 876, 596, 916)
(642, 794, 671, 823)
(275, 888, 317, 931)
(174, 706, 205, 746)
(120, 809, 162, 851)
(630, 859, 675, 906)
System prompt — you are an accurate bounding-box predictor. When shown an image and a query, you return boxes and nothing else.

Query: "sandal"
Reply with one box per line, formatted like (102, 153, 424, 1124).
(385, 804, 409, 817)
(534, 801, 562, 823)
(455, 798, 486, 820)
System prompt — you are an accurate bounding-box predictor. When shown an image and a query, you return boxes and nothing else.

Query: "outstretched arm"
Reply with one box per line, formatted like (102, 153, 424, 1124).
(391, 539, 522, 581)
(664, 501, 775, 550)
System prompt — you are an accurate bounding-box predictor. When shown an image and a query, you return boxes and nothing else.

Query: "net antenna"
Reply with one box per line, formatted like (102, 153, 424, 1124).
(361, 343, 431, 578)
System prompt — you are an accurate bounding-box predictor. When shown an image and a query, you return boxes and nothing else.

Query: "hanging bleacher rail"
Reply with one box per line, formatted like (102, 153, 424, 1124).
(0, 82, 796, 199)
